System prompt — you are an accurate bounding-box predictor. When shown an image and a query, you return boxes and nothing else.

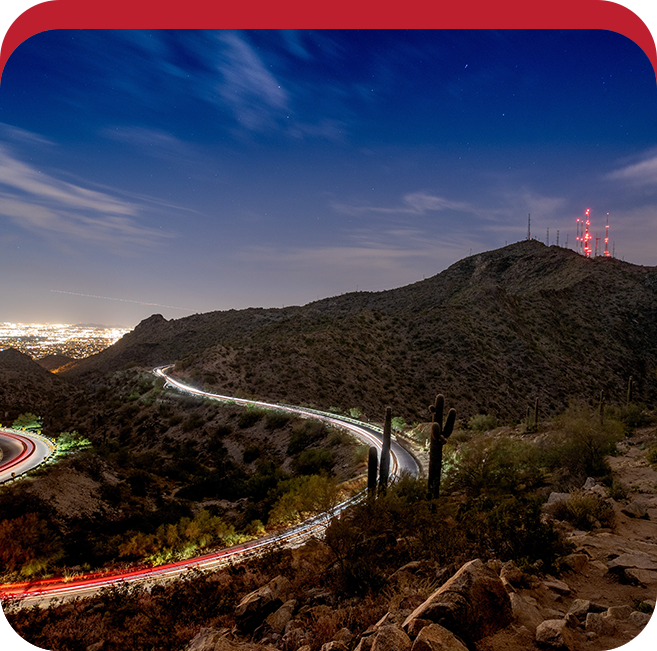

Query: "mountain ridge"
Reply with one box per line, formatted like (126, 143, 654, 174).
(60, 241, 657, 423)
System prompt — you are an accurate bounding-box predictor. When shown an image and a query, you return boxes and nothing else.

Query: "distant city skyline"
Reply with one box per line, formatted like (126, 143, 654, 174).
(1, 27, 657, 327)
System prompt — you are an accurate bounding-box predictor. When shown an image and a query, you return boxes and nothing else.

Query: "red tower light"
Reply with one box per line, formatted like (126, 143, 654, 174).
(582, 209, 592, 257)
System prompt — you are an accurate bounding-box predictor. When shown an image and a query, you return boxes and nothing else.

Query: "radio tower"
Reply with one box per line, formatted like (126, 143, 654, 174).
(604, 213, 611, 257)
(582, 209, 592, 257)
(576, 216, 581, 253)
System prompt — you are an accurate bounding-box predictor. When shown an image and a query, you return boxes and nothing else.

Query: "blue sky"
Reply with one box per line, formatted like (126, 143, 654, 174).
(1, 29, 656, 326)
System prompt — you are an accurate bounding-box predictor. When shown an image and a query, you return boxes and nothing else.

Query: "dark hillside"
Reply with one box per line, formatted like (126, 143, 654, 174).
(63, 241, 657, 423)
(0, 348, 73, 421)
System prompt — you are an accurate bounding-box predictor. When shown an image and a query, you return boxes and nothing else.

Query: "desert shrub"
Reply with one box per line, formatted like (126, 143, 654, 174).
(0, 512, 64, 576)
(442, 435, 543, 496)
(546, 404, 624, 484)
(265, 411, 292, 429)
(467, 413, 498, 432)
(618, 403, 653, 430)
(457, 494, 570, 571)
(287, 419, 326, 455)
(550, 490, 615, 530)
(608, 479, 628, 500)
(292, 448, 336, 475)
(212, 423, 232, 437)
(238, 408, 266, 429)
(646, 445, 657, 466)
(11, 412, 42, 430)
(268, 474, 340, 525)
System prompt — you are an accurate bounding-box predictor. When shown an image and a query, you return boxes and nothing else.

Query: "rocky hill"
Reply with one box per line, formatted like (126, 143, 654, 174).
(61, 241, 657, 424)
(0, 348, 73, 421)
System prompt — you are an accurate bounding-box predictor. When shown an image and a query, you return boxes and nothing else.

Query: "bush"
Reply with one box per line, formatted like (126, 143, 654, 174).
(292, 448, 336, 475)
(550, 490, 615, 530)
(265, 411, 292, 430)
(287, 420, 326, 455)
(442, 435, 543, 496)
(547, 404, 624, 484)
(238, 408, 265, 429)
(467, 413, 498, 432)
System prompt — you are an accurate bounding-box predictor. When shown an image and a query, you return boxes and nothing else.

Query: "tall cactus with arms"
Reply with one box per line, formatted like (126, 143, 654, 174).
(378, 407, 392, 493)
(428, 394, 456, 499)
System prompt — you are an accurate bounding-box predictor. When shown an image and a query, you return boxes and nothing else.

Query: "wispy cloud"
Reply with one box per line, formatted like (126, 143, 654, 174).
(0, 146, 173, 249)
(606, 151, 657, 187)
(0, 123, 55, 147)
(216, 32, 289, 131)
(333, 191, 473, 217)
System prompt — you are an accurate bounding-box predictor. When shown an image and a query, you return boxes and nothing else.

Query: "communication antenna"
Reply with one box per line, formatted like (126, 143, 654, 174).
(576, 216, 581, 253)
(583, 209, 592, 257)
(547, 228, 549, 246)
(604, 213, 611, 257)
(527, 213, 531, 240)
(556, 230, 559, 247)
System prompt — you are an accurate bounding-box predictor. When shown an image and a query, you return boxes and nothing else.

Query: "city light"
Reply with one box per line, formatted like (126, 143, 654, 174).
(0, 323, 131, 360)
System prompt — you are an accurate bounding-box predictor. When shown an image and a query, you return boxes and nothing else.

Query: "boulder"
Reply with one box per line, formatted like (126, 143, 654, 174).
(542, 576, 571, 595)
(624, 567, 657, 587)
(535, 619, 575, 650)
(621, 500, 649, 519)
(264, 599, 297, 634)
(559, 553, 588, 574)
(606, 605, 633, 620)
(354, 637, 375, 651)
(320, 643, 348, 651)
(371, 625, 412, 651)
(585, 612, 616, 636)
(410, 623, 468, 651)
(234, 575, 291, 629)
(629, 611, 652, 628)
(509, 593, 543, 635)
(499, 560, 524, 586)
(566, 599, 590, 619)
(402, 559, 512, 645)
(607, 551, 657, 572)
(185, 628, 272, 651)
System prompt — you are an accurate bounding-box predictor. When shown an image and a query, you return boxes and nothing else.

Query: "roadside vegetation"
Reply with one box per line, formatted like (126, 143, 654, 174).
(0, 370, 362, 580)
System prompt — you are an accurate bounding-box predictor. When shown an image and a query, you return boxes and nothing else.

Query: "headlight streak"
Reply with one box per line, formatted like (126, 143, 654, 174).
(0, 365, 416, 604)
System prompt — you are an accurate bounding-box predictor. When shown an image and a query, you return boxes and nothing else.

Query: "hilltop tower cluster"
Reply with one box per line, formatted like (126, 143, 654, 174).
(575, 209, 612, 258)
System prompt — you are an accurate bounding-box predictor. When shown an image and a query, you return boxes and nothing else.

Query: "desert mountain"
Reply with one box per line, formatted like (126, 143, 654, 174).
(0, 348, 72, 419)
(62, 241, 657, 422)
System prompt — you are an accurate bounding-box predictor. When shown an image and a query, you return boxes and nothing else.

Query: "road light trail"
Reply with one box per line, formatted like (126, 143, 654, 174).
(0, 365, 419, 604)
(0, 429, 56, 484)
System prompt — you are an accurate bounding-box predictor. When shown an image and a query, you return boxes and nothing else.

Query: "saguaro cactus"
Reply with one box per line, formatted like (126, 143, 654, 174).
(533, 397, 539, 431)
(378, 407, 392, 493)
(627, 376, 634, 405)
(427, 394, 456, 499)
(599, 390, 605, 425)
(367, 447, 378, 500)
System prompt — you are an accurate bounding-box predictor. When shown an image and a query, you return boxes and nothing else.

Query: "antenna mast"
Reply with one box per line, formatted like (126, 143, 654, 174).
(583, 209, 592, 257)
(527, 213, 531, 240)
(604, 213, 611, 257)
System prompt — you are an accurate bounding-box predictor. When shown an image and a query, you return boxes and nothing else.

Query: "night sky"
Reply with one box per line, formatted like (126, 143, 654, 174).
(1, 29, 657, 327)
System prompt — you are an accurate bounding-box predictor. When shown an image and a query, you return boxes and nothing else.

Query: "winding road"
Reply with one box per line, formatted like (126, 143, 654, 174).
(0, 428, 55, 485)
(0, 366, 420, 605)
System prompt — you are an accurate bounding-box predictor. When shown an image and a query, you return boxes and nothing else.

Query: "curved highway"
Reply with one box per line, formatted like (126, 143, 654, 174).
(0, 428, 55, 484)
(0, 366, 419, 604)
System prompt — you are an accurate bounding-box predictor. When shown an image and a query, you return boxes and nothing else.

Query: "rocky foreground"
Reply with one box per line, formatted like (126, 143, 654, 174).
(181, 431, 657, 651)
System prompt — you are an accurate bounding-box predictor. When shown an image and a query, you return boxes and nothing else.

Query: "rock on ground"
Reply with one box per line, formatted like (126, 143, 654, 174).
(402, 558, 512, 645)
